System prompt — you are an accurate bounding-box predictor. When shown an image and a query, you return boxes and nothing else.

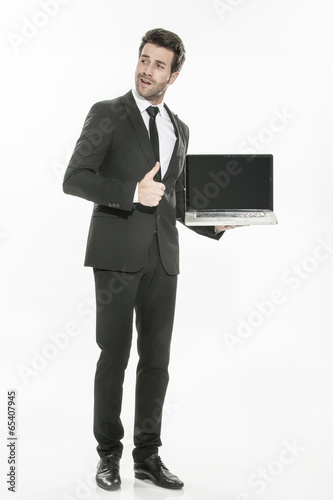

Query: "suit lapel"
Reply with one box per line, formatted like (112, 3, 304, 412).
(122, 91, 156, 168)
(162, 104, 184, 182)
(122, 91, 186, 181)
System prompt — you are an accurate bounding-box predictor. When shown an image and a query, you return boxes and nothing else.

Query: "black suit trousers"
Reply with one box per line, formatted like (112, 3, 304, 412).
(93, 234, 177, 462)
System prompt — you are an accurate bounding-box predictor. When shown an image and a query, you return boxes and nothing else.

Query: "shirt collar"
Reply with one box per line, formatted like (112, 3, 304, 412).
(132, 88, 166, 117)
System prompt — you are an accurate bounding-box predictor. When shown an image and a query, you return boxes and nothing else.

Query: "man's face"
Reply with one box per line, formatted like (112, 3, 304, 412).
(135, 43, 179, 104)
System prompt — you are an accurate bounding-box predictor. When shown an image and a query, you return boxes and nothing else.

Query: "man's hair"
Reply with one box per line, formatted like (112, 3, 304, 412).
(139, 28, 186, 74)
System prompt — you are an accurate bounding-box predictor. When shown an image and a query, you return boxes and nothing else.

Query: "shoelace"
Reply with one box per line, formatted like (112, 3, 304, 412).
(154, 456, 169, 473)
(101, 456, 120, 474)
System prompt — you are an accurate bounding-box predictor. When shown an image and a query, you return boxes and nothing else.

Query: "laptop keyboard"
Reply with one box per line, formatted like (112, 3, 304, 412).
(196, 212, 266, 218)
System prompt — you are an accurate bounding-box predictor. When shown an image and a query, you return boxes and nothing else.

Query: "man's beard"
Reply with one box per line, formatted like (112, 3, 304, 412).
(135, 75, 169, 103)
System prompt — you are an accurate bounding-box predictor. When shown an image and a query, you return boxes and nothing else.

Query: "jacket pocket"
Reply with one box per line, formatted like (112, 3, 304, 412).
(92, 205, 129, 219)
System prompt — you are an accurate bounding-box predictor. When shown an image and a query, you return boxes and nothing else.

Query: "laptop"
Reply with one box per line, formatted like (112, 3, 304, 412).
(185, 154, 278, 226)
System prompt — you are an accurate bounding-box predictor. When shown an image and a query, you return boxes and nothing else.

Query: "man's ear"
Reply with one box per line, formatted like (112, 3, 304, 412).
(168, 72, 180, 86)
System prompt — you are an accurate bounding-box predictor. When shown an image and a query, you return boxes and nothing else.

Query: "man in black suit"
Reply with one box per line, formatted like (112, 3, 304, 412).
(63, 28, 232, 491)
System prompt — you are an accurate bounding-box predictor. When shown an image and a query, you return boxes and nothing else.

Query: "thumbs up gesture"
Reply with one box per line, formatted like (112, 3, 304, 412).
(138, 162, 166, 207)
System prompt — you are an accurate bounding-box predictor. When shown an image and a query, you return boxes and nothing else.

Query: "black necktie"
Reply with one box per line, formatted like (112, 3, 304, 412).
(146, 106, 161, 181)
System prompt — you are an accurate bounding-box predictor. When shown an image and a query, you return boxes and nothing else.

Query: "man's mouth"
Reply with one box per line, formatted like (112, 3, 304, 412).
(140, 78, 152, 86)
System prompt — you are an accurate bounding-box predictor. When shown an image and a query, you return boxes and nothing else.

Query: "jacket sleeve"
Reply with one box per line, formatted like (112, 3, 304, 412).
(62, 102, 137, 211)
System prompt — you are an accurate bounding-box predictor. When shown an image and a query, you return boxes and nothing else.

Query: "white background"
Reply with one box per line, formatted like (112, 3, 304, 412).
(1, 0, 333, 499)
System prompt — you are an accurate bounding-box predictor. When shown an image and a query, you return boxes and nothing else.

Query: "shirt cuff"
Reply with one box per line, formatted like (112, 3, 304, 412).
(133, 183, 139, 203)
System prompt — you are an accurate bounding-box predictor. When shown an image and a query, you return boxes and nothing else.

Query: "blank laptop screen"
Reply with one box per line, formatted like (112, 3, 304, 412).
(186, 154, 273, 211)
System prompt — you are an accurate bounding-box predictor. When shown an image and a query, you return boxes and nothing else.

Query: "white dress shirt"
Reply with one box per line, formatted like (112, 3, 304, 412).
(131, 88, 177, 201)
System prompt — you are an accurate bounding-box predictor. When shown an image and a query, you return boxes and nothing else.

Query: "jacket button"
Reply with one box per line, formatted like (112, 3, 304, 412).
(157, 214, 160, 220)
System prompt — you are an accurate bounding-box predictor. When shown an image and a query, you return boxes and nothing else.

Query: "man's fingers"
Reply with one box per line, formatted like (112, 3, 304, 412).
(215, 225, 249, 232)
(153, 182, 165, 194)
(138, 164, 165, 207)
(215, 225, 236, 231)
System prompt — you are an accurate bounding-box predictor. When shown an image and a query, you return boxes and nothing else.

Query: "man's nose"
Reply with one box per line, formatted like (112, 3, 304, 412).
(143, 63, 153, 76)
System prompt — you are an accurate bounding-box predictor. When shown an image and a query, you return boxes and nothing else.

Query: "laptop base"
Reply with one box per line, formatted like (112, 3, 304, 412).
(185, 210, 278, 226)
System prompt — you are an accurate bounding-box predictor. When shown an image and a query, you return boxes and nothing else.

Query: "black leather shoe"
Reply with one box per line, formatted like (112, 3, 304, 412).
(134, 454, 184, 489)
(96, 454, 121, 491)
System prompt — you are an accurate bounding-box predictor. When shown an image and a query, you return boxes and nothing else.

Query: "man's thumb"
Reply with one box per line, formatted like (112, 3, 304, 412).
(148, 162, 160, 178)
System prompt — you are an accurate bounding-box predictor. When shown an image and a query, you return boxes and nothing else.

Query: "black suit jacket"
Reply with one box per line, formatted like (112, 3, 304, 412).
(63, 90, 223, 275)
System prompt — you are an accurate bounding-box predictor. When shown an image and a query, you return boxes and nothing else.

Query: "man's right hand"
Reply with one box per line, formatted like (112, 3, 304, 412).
(138, 162, 166, 207)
